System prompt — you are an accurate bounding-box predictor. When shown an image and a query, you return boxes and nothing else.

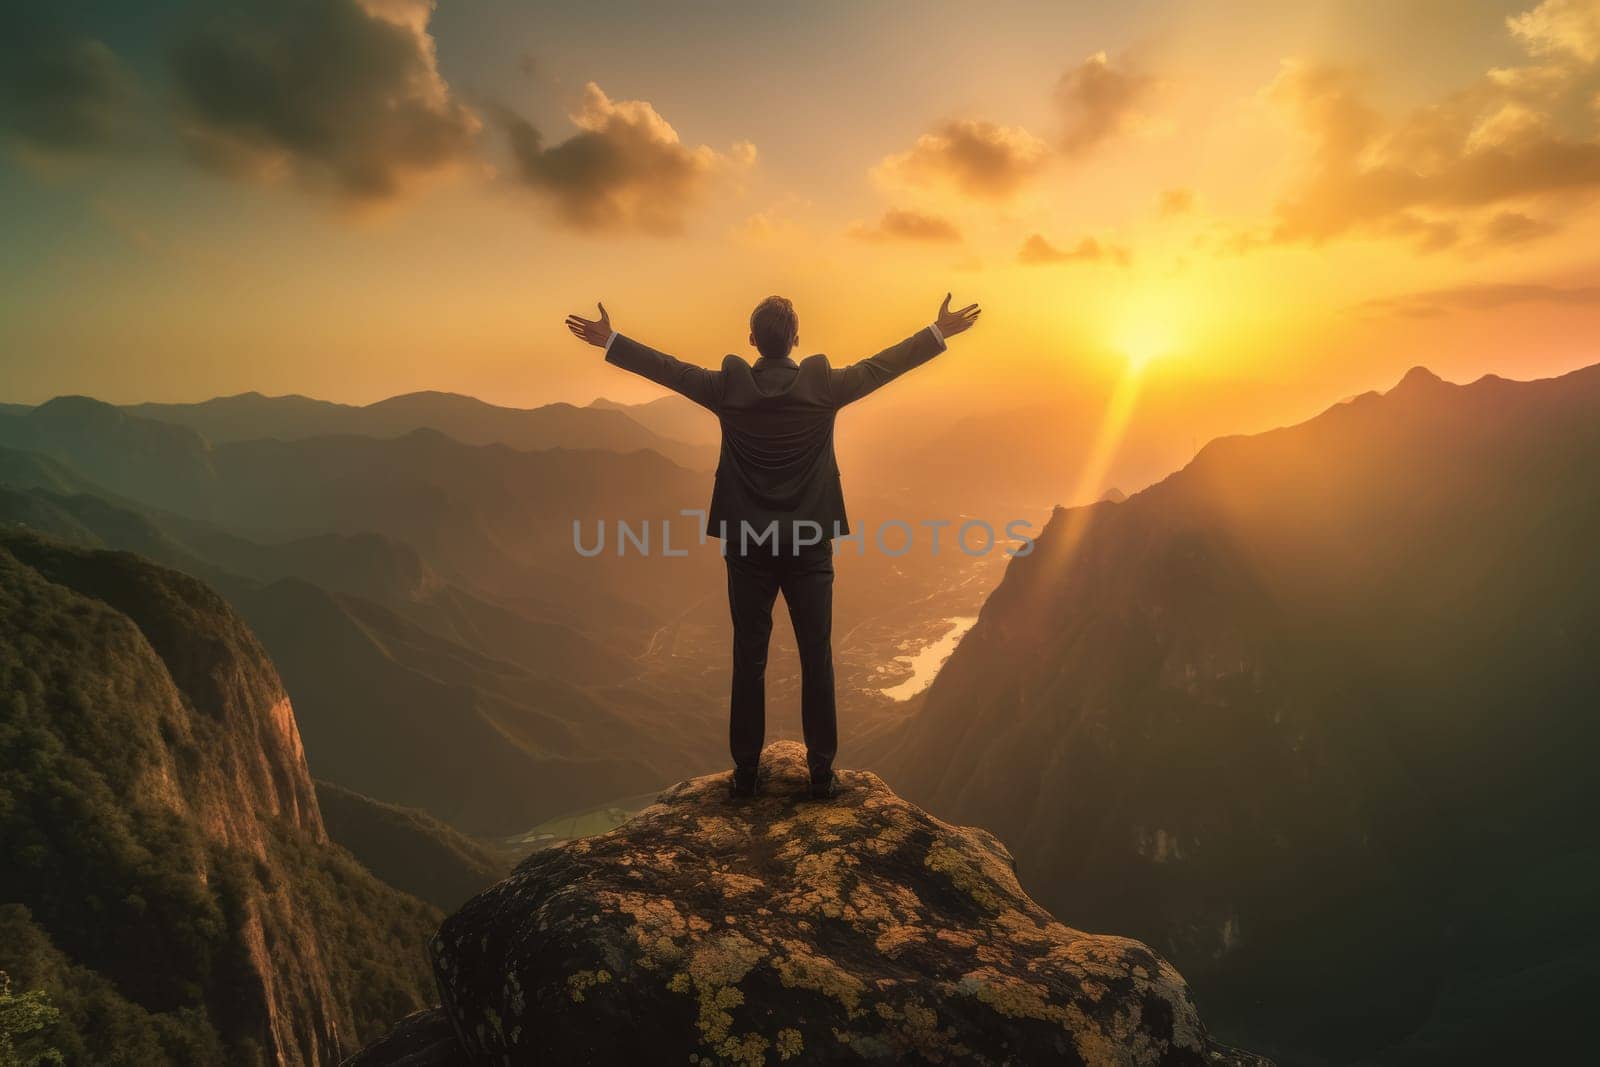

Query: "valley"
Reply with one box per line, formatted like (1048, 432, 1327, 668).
(4, 364, 1596, 1065)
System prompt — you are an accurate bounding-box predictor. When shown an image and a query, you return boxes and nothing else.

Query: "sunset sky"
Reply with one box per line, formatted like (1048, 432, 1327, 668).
(5, 0, 1600, 472)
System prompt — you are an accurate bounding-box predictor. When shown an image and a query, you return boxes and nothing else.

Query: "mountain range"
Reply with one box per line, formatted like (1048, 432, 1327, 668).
(0, 389, 1009, 839)
(6, 361, 1595, 1064)
(876, 364, 1600, 1063)
(123, 389, 717, 470)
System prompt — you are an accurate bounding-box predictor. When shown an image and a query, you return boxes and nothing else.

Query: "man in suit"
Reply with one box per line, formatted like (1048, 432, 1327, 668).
(566, 294, 981, 798)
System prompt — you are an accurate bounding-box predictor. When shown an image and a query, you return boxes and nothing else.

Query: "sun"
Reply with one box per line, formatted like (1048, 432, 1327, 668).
(1114, 318, 1178, 371)
(1107, 284, 1195, 371)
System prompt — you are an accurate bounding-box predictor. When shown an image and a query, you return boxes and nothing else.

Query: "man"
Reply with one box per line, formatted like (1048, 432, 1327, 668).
(566, 294, 981, 799)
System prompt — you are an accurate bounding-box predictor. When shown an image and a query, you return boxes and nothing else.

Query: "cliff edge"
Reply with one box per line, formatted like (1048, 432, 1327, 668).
(352, 741, 1267, 1066)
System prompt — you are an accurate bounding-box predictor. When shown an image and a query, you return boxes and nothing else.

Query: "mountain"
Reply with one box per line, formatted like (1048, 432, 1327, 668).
(226, 576, 661, 836)
(0, 475, 633, 685)
(0, 533, 440, 1064)
(355, 741, 1268, 1066)
(2, 399, 720, 631)
(0, 397, 1022, 841)
(0, 398, 216, 514)
(124, 389, 717, 469)
(313, 781, 507, 911)
(0, 446, 102, 496)
(589, 394, 720, 448)
(0, 484, 692, 835)
(878, 364, 1600, 1064)
(149, 523, 633, 684)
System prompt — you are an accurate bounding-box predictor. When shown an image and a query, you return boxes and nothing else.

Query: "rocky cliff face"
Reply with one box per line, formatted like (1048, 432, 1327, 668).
(353, 742, 1265, 1066)
(11, 533, 326, 853)
(0, 533, 439, 1064)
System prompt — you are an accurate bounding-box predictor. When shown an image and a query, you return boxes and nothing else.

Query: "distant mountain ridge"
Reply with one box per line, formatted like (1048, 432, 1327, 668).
(589, 393, 720, 448)
(879, 362, 1600, 1063)
(121, 388, 717, 469)
(0, 397, 722, 624)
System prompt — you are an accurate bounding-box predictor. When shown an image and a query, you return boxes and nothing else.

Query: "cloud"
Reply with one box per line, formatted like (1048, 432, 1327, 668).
(498, 82, 755, 233)
(1361, 281, 1600, 317)
(1158, 187, 1194, 217)
(170, 0, 480, 202)
(874, 118, 1049, 200)
(1056, 51, 1155, 157)
(1481, 209, 1559, 244)
(1017, 233, 1129, 266)
(736, 210, 798, 243)
(1509, 0, 1600, 63)
(0, 8, 140, 153)
(848, 209, 962, 243)
(869, 53, 1157, 205)
(1257, 3, 1600, 253)
(733, 195, 813, 244)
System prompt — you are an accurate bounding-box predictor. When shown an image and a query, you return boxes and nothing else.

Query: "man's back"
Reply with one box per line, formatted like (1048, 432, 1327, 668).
(605, 329, 947, 542)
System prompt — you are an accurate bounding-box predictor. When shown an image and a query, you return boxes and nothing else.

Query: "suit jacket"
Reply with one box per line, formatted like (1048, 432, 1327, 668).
(605, 327, 946, 542)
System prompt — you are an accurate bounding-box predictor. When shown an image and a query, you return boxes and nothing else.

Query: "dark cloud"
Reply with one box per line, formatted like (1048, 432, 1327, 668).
(1056, 52, 1154, 157)
(1017, 233, 1129, 266)
(1362, 281, 1600, 317)
(497, 82, 755, 233)
(848, 209, 962, 243)
(0, 8, 139, 152)
(170, 0, 479, 201)
(875, 118, 1048, 200)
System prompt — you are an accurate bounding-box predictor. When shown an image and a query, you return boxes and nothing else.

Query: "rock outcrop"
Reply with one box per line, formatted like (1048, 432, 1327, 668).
(355, 742, 1265, 1066)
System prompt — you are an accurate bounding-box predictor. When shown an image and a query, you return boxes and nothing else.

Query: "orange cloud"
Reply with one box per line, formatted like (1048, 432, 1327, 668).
(1158, 187, 1194, 217)
(1017, 233, 1129, 266)
(1509, 0, 1600, 63)
(1055, 51, 1155, 157)
(499, 82, 755, 233)
(874, 118, 1049, 200)
(848, 209, 962, 243)
(1256, 4, 1600, 254)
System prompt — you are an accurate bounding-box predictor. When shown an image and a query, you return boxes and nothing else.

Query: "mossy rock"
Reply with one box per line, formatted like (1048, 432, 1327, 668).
(406, 741, 1267, 1066)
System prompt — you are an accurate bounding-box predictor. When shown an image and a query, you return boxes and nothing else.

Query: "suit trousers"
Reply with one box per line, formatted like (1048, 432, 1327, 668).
(725, 540, 836, 782)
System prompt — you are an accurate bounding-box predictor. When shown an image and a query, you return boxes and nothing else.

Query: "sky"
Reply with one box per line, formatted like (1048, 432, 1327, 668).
(4, 0, 1600, 471)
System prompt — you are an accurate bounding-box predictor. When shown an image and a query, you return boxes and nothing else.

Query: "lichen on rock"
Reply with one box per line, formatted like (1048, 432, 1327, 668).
(377, 741, 1267, 1065)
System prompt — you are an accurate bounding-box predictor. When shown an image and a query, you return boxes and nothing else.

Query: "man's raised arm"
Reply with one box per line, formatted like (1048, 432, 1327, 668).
(566, 302, 723, 411)
(827, 293, 981, 407)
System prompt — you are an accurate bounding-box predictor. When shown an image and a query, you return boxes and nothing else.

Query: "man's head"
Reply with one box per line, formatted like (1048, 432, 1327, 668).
(749, 295, 799, 360)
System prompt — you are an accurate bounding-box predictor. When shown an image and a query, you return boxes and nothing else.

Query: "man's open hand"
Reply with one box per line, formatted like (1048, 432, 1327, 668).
(565, 303, 612, 348)
(935, 293, 981, 339)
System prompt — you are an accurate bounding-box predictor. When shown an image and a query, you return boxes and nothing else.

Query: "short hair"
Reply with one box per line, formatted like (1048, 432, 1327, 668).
(749, 296, 798, 359)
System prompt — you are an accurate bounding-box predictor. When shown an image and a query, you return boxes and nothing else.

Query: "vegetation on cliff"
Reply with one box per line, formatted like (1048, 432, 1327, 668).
(0, 535, 440, 1064)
